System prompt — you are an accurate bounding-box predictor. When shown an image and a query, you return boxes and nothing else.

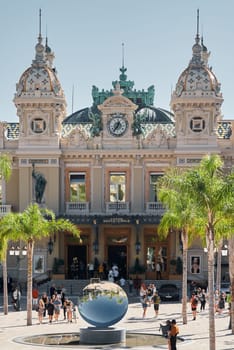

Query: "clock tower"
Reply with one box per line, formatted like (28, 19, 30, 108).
(171, 17, 223, 154)
(98, 83, 138, 149)
(13, 28, 66, 150)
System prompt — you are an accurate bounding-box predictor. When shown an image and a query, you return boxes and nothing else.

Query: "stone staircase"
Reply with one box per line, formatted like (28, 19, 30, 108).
(38, 278, 182, 302)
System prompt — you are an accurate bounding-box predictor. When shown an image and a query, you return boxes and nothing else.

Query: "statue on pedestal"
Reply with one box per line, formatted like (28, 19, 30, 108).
(32, 163, 47, 204)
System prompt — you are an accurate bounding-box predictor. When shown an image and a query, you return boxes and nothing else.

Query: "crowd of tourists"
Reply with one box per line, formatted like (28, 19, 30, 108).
(138, 280, 231, 350)
(139, 282, 161, 318)
(32, 284, 78, 325)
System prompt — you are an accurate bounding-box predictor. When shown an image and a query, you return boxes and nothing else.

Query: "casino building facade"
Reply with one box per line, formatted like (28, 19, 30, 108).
(1, 21, 233, 286)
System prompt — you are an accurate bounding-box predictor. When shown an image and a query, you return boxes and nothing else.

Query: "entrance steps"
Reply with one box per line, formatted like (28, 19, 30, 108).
(38, 278, 182, 300)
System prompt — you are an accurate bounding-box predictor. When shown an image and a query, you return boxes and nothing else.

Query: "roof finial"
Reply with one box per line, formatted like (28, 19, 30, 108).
(33, 8, 45, 65)
(119, 43, 127, 83)
(39, 8, 42, 40)
(197, 9, 199, 38)
(190, 9, 202, 65)
(122, 42, 125, 67)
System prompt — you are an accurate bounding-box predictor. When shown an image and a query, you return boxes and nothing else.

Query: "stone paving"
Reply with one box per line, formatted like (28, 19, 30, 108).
(0, 297, 233, 350)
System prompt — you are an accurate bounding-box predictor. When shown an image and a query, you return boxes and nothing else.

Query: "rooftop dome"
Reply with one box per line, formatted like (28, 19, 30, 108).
(173, 34, 222, 99)
(135, 106, 174, 124)
(15, 34, 64, 98)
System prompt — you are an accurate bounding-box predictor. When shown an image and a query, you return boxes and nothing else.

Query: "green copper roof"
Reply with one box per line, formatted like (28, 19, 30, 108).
(63, 105, 100, 124)
(92, 65, 155, 107)
(136, 106, 174, 124)
(63, 65, 173, 137)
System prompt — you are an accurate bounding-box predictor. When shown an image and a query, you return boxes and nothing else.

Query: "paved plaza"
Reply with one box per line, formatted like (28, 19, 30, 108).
(0, 296, 233, 350)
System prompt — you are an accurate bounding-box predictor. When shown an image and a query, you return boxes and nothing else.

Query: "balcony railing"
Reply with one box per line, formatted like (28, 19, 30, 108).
(146, 202, 165, 215)
(66, 202, 89, 215)
(106, 202, 130, 214)
(65, 201, 164, 216)
(0, 205, 11, 216)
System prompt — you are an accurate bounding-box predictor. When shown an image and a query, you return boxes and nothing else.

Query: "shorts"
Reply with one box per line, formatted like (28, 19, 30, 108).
(154, 304, 159, 311)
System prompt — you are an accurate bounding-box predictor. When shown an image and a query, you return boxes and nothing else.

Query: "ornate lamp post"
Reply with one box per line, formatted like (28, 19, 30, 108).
(9, 244, 27, 287)
(9, 245, 27, 259)
(93, 218, 99, 255)
(135, 218, 141, 255)
(47, 237, 54, 255)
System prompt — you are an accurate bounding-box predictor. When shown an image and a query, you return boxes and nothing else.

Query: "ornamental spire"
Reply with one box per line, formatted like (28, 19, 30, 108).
(122, 42, 125, 68)
(190, 9, 202, 65)
(39, 8, 42, 41)
(33, 8, 45, 66)
(196, 8, 199, 41)
(201, 36, 210, 66)
(45, 35, 55, 68)
(120, 42, 127, 82)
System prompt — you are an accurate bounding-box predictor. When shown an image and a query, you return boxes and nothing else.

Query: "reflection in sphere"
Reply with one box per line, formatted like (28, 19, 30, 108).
(78, 281, 128, 327)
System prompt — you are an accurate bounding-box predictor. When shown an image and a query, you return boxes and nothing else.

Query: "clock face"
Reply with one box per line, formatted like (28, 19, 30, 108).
(108, 114, 128, 137)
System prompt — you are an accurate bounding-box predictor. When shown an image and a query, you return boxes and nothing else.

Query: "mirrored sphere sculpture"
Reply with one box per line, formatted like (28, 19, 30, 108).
(78, 281, 128, 327)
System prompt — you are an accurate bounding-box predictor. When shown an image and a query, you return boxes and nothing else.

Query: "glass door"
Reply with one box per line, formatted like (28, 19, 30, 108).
(145, 234, 169, 280)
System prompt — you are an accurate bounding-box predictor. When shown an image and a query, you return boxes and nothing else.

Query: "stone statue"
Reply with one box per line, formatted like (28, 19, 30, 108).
(132, 112, 145, 136)
(32, 164, 47, 204)
(88, 110, 102, 137)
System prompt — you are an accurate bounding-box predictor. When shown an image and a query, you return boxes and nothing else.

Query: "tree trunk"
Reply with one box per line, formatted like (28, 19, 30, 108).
(181, 230, 188, 324)
(207, 232, 216, 350)
(26, 239, 34, 326)
(2, 259, 8, 315)
(216, 240, 223, 292)
(228, 236, 234, 333)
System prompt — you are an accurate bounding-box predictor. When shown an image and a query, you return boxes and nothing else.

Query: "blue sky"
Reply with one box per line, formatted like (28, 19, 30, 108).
(1, 0, 234, 122)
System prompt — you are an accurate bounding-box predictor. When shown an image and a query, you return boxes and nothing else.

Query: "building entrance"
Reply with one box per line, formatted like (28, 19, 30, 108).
(144, 232, 169, 280)
(67, 245, 87, 279)
(107, 245, 127, 279)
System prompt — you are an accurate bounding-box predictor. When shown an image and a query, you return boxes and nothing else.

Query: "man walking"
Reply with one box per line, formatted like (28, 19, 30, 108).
(170, 319, 179, 350)
(156, 262, 162, 279)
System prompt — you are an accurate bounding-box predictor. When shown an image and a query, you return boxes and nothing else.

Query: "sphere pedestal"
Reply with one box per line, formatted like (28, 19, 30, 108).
(80, 327, 126, 345)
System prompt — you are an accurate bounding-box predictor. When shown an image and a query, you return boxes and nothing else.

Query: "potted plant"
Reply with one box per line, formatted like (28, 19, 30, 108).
(52, 258, 65, 279)
(129, 258, 146, 290)
(129, 258, 146, 277)
(170, 259, 177, 274)
(176, 256, 183, 274)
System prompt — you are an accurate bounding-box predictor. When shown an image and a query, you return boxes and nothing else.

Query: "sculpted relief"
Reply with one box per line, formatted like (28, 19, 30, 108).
(143, 125, 169, 148)
(61, 126, 89, 149)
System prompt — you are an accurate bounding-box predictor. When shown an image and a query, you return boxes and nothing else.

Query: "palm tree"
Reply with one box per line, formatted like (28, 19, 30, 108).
(215, 239, 223, 293)
(0, 153, 12, 182)
(185, 154, 234, 349)
(0, 212, 23, 315)
(0, 235, 9, 315)
(1, 203, 80, 326)
(157, 167, 197, 324)
(229, 236, 234, 332)
(0, 153, 12, 315)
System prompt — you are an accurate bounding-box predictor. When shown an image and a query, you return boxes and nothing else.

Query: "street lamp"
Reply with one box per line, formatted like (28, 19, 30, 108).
(135, 241, 141, 255)
(47, 237, 54, 255)
(221, 244, 228, 256)
(8, 244, 27, 287)
(9, 245, 27, 258)
(93, 218, 99, 255)
(135, 217, 141, 255)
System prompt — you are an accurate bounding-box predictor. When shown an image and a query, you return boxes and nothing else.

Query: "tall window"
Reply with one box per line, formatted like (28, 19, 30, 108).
(149, 174, 163, 202)
(109, 173, 126, 202)
(69, 173, 86, 202)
